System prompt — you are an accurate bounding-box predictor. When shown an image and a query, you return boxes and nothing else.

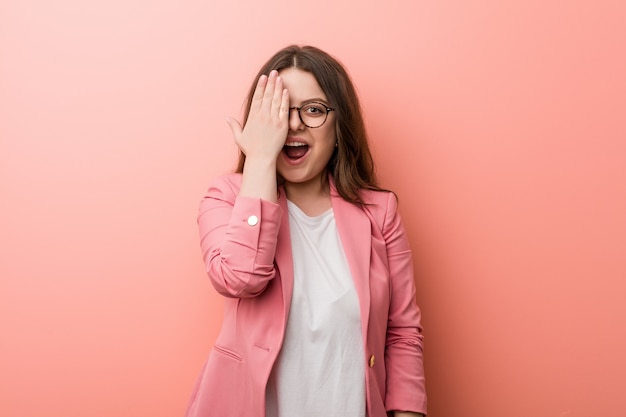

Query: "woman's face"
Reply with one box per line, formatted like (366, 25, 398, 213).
(276, 67, 337, 190)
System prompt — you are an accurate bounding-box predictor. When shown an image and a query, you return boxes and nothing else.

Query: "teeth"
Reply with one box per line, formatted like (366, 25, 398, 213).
(285, 142, 307, 147)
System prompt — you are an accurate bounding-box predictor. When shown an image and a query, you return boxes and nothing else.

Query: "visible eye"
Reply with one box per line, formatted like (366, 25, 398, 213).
(301, 103, 327, 117)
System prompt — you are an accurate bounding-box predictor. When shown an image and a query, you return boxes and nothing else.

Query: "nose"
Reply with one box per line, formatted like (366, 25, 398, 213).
(288, 107, 305, 131)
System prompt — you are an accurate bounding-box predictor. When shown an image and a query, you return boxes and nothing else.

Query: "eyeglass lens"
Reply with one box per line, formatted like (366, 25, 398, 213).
(297, 103, 329, 128)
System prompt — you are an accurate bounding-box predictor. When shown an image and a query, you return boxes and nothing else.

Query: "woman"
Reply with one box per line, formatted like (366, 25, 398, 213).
(186, 45, 427, 417)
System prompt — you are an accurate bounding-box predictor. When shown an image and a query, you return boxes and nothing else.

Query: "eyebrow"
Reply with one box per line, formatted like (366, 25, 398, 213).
(297, 98, 330, 106)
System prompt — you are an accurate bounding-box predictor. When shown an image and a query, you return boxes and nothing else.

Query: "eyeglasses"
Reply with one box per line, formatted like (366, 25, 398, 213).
(289, 102, 335, 128)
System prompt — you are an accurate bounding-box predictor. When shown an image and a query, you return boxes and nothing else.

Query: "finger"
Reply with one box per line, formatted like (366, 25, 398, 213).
(263, 70, 278, 107)
(279, 88, 290, 121)
(271, 76, 284, 117)
(226, 117, 243, 141)
(250, 75, 267, 112)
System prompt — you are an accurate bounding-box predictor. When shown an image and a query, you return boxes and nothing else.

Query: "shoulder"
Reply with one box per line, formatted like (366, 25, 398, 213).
(359, 188, 399, 230)
(360, 188, 398, 211)
(205, 173, 243, 198)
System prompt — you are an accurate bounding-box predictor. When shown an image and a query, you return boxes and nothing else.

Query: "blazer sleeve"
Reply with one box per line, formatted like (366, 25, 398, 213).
(382, 192, 427, 414)
(197, 175, 283, 298)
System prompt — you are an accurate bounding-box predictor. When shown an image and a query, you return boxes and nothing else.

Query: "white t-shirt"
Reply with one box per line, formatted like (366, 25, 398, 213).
(265, 201, 366, 417)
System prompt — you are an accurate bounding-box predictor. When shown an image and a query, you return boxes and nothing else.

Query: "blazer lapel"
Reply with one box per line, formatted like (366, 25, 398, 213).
(274, 190, 294, 320)
(330, 181, 372, 341)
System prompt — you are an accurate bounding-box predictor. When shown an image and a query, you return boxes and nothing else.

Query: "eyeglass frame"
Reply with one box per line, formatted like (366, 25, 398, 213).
(288, 102, 336, 128)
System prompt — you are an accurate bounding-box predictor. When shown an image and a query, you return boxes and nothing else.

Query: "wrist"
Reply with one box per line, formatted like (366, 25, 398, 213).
(242, 154, 277, 170)
(240, 158, 278, 202)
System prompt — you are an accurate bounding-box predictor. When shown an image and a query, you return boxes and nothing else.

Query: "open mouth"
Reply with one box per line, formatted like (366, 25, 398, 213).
(283, 142, 309, 160)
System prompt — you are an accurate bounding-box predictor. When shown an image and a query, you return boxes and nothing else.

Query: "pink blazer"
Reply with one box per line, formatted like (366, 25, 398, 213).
(185, 173, 426, 417)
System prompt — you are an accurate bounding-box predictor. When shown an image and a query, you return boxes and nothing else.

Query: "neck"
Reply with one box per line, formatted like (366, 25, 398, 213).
(284, 176, 331, 217)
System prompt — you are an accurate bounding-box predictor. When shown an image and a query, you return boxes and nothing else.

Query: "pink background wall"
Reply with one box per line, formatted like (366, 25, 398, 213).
(1, 1, 625, 416)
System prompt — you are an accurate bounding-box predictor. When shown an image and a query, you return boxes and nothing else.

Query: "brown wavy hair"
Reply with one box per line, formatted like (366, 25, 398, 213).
(236, 45, 385, 205)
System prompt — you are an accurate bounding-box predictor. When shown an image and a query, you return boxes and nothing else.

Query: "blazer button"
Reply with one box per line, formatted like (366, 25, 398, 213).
(247, 215, 258, 226)
(369, 355, 375, 368)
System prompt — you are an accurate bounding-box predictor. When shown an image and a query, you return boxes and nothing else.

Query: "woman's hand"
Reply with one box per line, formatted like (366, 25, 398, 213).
(228, 70, 289, 201)
(227, 70, 289, 165)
